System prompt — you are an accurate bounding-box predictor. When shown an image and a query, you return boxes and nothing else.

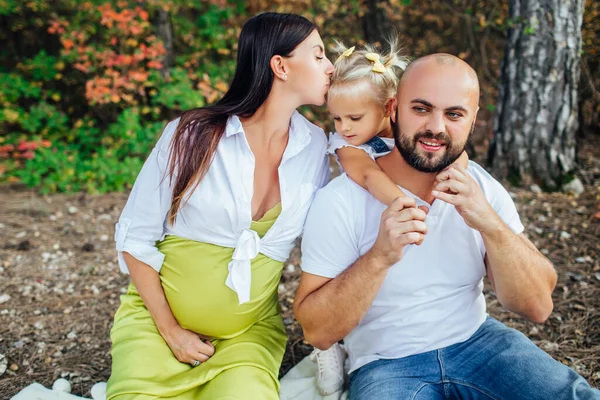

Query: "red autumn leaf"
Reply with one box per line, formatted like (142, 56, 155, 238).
(22, 151, 35, 160)
(74, 63, 89, 72)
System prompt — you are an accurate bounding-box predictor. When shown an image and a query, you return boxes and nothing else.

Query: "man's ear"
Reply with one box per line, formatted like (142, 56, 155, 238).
(385, 97, 397, 117)
(270, 55, 288, 81)
(390, 98, 399, 123)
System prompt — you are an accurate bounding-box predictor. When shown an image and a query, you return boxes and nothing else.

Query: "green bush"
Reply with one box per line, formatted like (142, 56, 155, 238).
(0, 0, 246, 193)
(2, 0, 597, 193)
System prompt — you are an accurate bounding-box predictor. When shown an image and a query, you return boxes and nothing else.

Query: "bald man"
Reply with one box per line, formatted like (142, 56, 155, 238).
(294, 54, 600, 399)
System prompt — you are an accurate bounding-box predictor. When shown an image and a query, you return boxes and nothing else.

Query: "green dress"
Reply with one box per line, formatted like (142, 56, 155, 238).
(107, 203, 286, 399)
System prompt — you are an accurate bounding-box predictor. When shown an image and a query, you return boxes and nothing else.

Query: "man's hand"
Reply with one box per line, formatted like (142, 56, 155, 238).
(432, 165, 499, 233)
(370, 196, 428, 266)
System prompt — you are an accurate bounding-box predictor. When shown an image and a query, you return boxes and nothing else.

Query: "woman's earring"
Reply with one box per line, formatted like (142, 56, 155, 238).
(282, 74, 287, 81)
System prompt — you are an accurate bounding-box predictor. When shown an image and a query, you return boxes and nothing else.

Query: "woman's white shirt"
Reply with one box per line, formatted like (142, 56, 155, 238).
(115, 111, 330, 304)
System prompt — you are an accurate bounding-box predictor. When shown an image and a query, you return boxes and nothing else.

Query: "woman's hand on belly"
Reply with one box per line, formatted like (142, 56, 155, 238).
(164, 324, 215, 366)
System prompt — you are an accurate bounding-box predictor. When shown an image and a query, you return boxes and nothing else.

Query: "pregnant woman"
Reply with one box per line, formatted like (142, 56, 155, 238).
(106, 12, 334, 400)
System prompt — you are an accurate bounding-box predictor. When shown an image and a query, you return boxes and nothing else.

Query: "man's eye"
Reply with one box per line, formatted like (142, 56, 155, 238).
(447, 112, 462, 118)
(413, 107, 427, 113)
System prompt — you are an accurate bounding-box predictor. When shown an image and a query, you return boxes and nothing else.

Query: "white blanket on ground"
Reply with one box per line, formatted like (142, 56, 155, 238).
(10, 380, 106, 400)
(12, 356, 345, 400)
(280, 356, 348, 400)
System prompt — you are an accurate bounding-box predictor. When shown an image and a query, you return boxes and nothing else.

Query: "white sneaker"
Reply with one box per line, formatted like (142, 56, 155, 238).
(309, 343, 347, 396)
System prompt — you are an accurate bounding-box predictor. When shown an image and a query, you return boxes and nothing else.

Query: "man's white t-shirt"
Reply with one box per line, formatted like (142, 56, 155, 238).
(301, 161, 525, 373)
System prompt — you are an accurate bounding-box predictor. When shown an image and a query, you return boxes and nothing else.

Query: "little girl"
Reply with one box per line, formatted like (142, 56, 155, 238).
(326, 40, 408, 207)
(327, 41, 468, 206)
(309, 40, 469, 396)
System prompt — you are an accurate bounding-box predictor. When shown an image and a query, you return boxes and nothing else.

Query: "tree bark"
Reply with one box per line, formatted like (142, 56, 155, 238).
(156, 8, 174, 79)
(488, 0, 584, 189)
(362, 0, 393, 45)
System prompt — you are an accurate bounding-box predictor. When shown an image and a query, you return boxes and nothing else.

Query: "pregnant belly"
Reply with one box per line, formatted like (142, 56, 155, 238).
(157, 236, 282, 339)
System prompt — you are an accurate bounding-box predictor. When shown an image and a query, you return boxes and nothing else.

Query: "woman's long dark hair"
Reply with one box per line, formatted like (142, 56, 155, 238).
(166, 12, 316, 225)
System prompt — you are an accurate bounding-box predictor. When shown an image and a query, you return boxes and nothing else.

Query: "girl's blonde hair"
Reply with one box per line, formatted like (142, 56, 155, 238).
(328, 38, 409, 108)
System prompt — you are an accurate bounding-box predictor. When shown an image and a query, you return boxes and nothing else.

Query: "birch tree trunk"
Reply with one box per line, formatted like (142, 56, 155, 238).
(488, 0, 584, 189)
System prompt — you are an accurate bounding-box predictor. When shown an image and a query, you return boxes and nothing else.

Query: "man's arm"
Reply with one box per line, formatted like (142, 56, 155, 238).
(433, 165, 556, 323)
(484, 232, 556, 323)
(295, 253, 390, 349)
(294, 196, 428, 349)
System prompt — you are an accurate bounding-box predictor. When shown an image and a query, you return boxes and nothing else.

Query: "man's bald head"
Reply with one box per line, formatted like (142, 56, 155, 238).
(391, 53, 480, 173)
(399, 53, 480, 100)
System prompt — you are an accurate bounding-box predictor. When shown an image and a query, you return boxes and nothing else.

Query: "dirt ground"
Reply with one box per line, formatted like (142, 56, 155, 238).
(1, 138, 599, 398)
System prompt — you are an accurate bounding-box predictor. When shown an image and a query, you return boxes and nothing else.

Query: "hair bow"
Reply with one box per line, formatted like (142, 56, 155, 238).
(337, 46, 355, 62)
(365, 52, 386, 73)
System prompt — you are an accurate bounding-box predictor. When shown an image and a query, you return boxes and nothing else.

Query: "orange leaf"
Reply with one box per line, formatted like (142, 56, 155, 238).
(215, 82, 229, 92)
(138, 9, 149, 21)
(146, 60, 163, 69)
(129, 70, 149, 82)
(62, 38, 75, 50)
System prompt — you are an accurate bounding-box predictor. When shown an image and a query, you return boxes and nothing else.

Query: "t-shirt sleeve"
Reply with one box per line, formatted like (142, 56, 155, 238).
(487, 178, 525, 235)
(301, 185, 361, 278)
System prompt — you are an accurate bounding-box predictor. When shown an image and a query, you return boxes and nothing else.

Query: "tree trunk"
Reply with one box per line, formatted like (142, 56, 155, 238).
(488, 0, 584, 189)
(362, 0, 393, 45)
(156, 8, 174, 79)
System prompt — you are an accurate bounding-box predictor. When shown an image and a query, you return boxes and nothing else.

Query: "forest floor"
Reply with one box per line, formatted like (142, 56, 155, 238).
(1, 136, 599, 398)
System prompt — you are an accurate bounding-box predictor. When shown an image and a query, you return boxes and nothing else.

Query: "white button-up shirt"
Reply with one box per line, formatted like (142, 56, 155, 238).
(115, 111, 330, 304)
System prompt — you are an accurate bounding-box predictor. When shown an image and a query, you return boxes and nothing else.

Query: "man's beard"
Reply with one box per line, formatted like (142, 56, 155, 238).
(393, 116, 471, 173)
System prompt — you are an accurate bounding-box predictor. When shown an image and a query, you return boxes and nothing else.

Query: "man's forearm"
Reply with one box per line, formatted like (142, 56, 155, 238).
(294, 251, 391, 349)
(482, 224, 557, 323)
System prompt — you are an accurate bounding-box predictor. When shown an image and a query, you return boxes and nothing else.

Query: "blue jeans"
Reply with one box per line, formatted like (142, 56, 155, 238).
(349, 317, 600, 400)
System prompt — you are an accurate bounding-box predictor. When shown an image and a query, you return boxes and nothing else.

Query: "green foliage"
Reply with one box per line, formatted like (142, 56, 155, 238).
(15, 143, 145, 194)
(0, 0, 243, 193)
(1, 0, 597, 193)
(0, 73, 42, 103)
(150, 68, 205, 111)
(523, 24, 536, 35)
(21, 50, 59, 81)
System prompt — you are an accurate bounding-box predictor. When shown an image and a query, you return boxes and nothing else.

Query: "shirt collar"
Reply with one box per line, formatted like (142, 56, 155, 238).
(225, 115, 244, 137)
(224, 111, 312, 160)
